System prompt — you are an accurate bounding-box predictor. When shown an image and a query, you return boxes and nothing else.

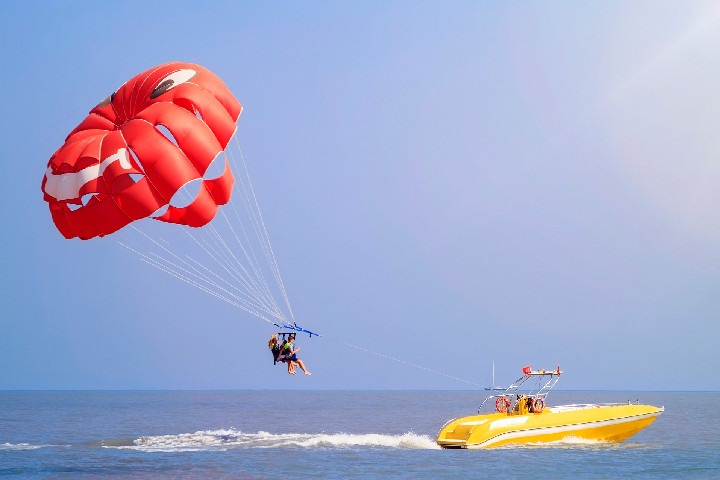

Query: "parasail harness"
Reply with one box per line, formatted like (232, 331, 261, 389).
(273, 321, 320, 339)
(271, 322, 320, 365)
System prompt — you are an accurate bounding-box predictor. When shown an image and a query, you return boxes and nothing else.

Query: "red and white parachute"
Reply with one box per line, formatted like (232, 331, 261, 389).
(41, 63, 295, 328)
(42, 62, 242, 240)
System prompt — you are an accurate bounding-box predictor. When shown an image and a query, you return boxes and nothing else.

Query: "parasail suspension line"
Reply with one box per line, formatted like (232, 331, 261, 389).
(228, 137, 295, 323)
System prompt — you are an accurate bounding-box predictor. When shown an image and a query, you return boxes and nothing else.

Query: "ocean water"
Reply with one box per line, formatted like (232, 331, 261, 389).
(1, 390, 718, 479)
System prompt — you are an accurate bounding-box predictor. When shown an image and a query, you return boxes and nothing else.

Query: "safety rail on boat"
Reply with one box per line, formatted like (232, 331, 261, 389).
(478, 369, 563, 414)
(546, 400, 645, 412)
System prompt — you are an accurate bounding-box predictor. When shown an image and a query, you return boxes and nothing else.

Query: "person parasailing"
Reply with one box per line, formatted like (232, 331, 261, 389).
(269, 323, 317, 375)
(269, 333, 298, 374)
(268, 334, 281, 363)
(283, 335, 311, 375)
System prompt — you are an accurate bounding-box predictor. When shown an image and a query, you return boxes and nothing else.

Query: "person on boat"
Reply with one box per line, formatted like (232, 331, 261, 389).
(283, 335, 311, 375)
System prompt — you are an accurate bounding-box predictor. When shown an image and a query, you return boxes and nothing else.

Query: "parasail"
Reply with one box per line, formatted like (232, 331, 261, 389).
(42, 62, 242, 240)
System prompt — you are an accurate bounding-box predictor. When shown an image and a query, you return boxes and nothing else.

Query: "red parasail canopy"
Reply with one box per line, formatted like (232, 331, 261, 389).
(42, 62, 242, 240)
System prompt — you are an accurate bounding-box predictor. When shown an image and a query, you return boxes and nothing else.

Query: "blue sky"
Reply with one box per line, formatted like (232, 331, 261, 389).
(2, 1, 720, 391)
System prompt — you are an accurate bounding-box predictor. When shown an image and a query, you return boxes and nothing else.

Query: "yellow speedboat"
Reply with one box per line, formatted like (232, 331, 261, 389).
(436, 367, 663, 449)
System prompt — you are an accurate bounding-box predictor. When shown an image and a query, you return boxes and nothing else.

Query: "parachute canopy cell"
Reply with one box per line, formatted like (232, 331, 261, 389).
(42, 62, 242, 240)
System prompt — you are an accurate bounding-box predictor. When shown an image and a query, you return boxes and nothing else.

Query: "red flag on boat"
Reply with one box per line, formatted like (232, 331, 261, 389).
(522, 365, 532, 374)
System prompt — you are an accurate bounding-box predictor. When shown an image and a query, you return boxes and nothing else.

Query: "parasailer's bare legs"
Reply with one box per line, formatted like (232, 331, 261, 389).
(295, 359, 311, 375)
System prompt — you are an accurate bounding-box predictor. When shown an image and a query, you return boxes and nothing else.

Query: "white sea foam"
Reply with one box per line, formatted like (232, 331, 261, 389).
(547, 435, 611, 445)
(509, 435, 612, 449)
(106, 429, 440, 452)
(0, 442, 51, 450)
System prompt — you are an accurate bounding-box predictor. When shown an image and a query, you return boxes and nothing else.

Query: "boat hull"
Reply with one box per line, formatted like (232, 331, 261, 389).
(436, 404, 663, 449)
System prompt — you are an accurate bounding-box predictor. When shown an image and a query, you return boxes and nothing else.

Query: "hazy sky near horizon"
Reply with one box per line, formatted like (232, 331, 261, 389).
(2, 1, 720, 391)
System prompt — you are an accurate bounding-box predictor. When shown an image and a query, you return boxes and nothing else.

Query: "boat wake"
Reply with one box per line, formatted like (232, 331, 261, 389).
(102, 429, 441, 452)
(0, 442, 54, 451)
(525, 436, 610, 447)
(503, 436, 647, 450)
